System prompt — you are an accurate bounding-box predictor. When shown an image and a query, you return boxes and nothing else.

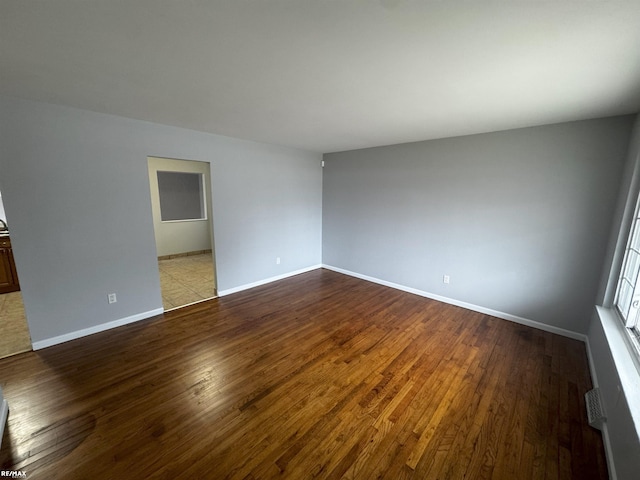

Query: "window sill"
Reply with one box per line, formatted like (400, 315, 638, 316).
(595, 306, 640, 436)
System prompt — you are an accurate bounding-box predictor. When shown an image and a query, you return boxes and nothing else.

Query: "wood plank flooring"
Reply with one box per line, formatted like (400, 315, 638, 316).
(0, 269, 608, 479)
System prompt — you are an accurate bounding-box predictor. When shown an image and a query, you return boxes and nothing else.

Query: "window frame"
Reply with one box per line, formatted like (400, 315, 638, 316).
(156, 170, 208, 223)
(614, 189, 640, 359)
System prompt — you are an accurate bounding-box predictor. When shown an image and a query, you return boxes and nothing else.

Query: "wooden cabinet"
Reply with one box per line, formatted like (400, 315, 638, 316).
(0, 236, 20, 293)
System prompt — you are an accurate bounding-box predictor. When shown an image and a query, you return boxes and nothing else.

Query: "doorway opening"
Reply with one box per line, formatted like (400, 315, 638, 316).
(147, 157, 217, 311)
(0, 190, 32, 358)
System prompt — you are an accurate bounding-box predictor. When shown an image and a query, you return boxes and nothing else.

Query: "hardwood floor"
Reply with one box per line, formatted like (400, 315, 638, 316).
(0, 269, 607, 479)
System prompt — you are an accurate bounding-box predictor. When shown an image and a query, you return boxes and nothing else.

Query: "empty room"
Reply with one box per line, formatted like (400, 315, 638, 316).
(1, 2, 640, 479)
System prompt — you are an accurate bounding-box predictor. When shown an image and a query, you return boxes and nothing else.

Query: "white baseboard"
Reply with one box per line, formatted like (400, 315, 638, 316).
(0, 397, 8, 448)
(322, 264, 587, 342)
(218, 265, 322, 296)
(32, 308, 164, 350)
(585, 335, 601, 390)
(599, 423, 618, 480)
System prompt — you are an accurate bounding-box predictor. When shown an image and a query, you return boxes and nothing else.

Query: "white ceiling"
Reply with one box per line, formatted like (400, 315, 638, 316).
(2, 1, 640, 153)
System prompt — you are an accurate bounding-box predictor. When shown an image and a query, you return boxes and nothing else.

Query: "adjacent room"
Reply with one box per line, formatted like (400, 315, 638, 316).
(1, 2, 639, 479)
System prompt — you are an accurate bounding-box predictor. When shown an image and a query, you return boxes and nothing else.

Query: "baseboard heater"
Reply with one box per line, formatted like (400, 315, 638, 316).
(585, 387, 606, 430)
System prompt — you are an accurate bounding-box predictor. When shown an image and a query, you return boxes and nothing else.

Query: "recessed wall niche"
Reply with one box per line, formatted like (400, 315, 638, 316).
(156, 171, 206, 221)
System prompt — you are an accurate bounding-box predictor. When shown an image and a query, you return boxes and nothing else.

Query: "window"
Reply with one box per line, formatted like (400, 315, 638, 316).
(614, 193, 640, 354)
(156, 171, 206, 222)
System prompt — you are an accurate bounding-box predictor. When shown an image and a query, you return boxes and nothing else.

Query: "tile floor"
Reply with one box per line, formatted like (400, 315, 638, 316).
(158, 253, 217, 310)
(0, 291, 32, 359)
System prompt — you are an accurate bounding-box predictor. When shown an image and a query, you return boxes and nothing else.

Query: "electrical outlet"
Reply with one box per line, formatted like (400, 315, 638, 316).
(443, 275, 450, 284)
(276, 257, 281, 265)
(108, 293, 117, 304)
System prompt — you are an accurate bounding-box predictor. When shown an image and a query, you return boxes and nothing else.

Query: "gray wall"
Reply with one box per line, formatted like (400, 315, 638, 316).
(0, 96, 322, 343)
(323, 117, 633, 333)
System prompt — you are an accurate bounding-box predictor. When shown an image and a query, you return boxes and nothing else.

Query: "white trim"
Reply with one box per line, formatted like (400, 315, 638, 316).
(599, 424, 619, 480)
(32, 308, 164, 350)
(160, 218, 208, 224)
(218, 265, 322, 296)
(164, 296, 217, 312)
(322, 264, 587, 342)
(0, 396, 8, 448)
(584, 336, 601, 389)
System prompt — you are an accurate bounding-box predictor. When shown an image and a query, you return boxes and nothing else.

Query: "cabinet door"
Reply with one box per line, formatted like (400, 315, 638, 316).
(0, 248, 19, 293)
